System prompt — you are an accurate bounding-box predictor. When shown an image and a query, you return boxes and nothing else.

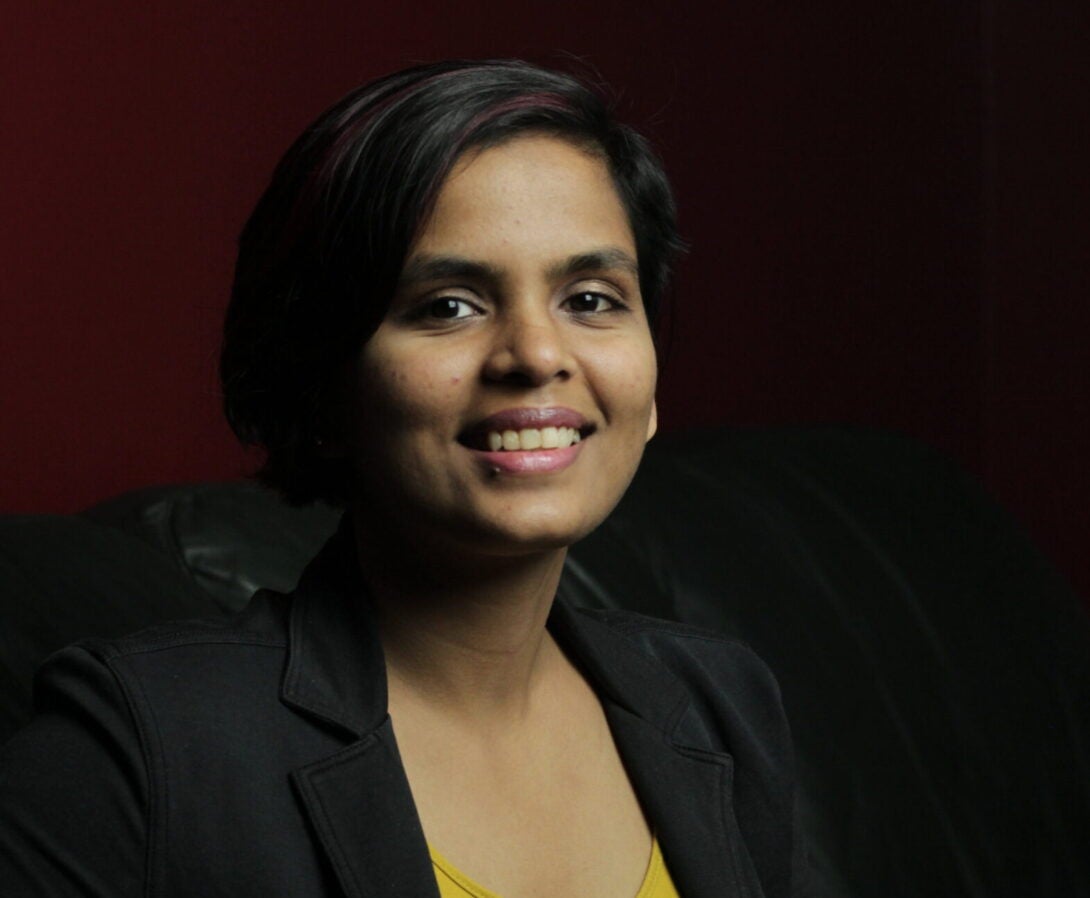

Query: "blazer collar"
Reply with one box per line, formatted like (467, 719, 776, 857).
(282, 520, 752, 898)
(548, 599, 753, 897)
(280, 516, 694, 740)
(547, 597, 691, 731)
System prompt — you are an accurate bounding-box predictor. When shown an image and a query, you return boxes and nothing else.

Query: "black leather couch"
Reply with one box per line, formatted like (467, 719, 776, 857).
(2, 427, 1088, 896)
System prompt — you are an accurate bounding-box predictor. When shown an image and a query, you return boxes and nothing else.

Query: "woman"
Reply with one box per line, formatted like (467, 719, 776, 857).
(0, 60, 805, 897)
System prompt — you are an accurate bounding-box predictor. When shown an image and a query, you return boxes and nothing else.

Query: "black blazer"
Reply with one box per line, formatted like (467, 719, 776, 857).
(0, 525, 806, 898)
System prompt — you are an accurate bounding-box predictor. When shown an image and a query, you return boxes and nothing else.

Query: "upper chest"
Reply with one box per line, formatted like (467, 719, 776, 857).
(389, 677, 654, 898)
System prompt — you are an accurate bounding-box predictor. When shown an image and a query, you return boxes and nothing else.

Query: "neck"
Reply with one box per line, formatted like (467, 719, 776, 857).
(351, 513, 569, 726)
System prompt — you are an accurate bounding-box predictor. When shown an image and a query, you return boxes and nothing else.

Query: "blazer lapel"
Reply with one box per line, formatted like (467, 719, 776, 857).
(550, 599, 766, 898)
(605, 703, 757, 898)
(291, 717, 439, 898)
(280, 520, 440, 898)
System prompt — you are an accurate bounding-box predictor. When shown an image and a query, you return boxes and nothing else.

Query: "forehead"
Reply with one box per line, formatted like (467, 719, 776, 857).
(411, 135, 635, 262)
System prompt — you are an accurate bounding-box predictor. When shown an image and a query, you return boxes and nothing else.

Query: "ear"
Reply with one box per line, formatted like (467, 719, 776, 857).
(645, 398, 658, 442)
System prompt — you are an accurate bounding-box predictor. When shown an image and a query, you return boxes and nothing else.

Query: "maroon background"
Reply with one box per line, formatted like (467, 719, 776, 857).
(2, 4, 1087, 599)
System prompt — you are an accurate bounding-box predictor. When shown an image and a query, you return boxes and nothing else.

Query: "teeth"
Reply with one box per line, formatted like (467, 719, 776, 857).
(484, 426, 582, 451)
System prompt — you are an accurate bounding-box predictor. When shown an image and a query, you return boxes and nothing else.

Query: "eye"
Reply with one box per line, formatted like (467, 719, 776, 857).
(418, 297, 480, 321)
(565, 291, 624, 314)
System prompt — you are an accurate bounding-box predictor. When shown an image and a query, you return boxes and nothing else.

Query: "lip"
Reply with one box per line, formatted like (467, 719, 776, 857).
(458, 406, 594, 449)
(470, 442, 584, 475)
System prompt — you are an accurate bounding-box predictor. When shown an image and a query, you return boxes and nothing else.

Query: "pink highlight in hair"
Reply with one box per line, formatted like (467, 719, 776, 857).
(282, 66, 495, 252)
(455, 93, 575, 145)
(314, 68, 483, 200)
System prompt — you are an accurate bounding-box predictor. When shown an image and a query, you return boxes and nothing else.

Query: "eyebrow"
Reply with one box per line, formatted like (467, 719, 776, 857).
(547, 248, 639, 281)
(397, 246, 639, 288)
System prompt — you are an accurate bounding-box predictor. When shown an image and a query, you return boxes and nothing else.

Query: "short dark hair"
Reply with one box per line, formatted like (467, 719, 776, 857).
(221, 58, 683, 507)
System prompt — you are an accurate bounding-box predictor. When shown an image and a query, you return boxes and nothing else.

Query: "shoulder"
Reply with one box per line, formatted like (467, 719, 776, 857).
(74, 588, 291, 663)
(0, 591, 324, 894)
(566, 606, 781, 703)
(563, 605, 790, 756)
(23, 590, 294, 760)
(578, 607, 774, 673)
(37, 589, 290, 693)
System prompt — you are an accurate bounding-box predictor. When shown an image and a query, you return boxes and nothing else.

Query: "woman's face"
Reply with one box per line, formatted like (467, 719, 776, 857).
(341, 134, 658, 557)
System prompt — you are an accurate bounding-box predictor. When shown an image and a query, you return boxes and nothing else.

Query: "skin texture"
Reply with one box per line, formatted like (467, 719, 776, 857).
(331, 136, 661, 898)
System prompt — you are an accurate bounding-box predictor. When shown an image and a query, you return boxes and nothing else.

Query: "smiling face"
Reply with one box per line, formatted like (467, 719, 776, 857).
(340, 135, 658, 558)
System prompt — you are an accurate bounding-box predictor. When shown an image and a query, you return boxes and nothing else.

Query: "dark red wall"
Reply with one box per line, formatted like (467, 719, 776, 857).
(980, 3, 1090, 603)
(2, 4, 1086, 598)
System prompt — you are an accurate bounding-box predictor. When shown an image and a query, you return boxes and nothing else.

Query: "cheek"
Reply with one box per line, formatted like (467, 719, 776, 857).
(352, 354, 464, 438)
(608, 344, 658, 415)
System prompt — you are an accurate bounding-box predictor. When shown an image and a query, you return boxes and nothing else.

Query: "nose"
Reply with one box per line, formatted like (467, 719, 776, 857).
(482, 304, 574, 387)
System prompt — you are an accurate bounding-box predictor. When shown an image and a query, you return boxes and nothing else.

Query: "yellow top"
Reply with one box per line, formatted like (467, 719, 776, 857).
(430, 834, 681, 898)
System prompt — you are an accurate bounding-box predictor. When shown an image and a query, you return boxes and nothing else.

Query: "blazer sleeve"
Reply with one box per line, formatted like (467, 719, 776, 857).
(0, 644, 148, 897)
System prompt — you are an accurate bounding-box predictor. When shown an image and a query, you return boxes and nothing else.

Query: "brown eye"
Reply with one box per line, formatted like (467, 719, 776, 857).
(566, 292, 619, 314)
(423, 297, 477, 320)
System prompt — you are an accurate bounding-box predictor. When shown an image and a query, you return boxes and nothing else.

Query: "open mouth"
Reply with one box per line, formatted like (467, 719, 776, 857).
(459, 425, 595, 452)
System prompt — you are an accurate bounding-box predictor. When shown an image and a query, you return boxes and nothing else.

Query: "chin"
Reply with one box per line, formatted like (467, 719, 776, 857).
(452, 507, 605, 557)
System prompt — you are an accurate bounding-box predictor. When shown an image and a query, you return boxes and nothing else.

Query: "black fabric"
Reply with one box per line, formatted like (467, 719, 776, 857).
(1, 426, 1087, 896)
(0, 521, 803, 898)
